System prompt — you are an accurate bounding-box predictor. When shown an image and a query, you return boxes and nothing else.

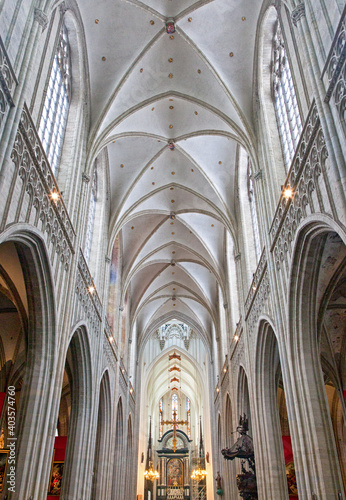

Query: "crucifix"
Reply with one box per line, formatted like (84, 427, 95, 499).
(162, 409, 188, 452)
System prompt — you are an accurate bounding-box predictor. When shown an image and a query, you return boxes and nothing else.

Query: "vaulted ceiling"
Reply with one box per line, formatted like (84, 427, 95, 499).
(78, 0, 262, 348)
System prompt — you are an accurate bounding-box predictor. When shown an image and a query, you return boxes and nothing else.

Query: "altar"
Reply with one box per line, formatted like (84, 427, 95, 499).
(156, 430, 191, 500)
(167, 487, 184, 499)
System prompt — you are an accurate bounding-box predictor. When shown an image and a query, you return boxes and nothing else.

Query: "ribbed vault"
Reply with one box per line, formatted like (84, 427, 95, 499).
(78, 0, 259, 348)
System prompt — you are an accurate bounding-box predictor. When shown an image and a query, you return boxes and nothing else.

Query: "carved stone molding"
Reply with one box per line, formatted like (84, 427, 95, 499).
(231, 336, 245, 377)
(270, 102, 330, 270)
(254, 170, 263, 181)
(103, 334, 117, 371)
(11, 105, 75, 269)
(323, 8, 346, 103)
(34, 8, 49, 30)
(322, 7, 346, 135)
(82, 172, 90, 183)
(78, 250, 102, 318)
(0, 37, 17, 127)
(75, 266, 101, 335)
(291, 4, 306, 28)
(244, 248, 267, 317)
(246, 270, 270, 337)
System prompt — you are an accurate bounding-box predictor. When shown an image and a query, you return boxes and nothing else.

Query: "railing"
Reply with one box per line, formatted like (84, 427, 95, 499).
(129, 381, 135, 402)
(214, 381, 220, 403)
(11, 104, 75, 269)
(221, 354, 228, 385)
(78, 250, 102, 319)
(269, 101, 331, 270)
(120, 357, 128, 387)
(244, 249, 267, 318)
(104, 315, 118, 358)
(229, 318, 242, 360)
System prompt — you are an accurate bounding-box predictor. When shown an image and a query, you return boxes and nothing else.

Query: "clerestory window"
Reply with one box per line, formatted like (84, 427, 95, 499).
(273, 22, 302, 170)
(39, 23, 71, 176)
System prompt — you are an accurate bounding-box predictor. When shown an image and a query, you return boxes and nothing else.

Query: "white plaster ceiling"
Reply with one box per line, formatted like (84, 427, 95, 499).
(78, 0, 259, 347)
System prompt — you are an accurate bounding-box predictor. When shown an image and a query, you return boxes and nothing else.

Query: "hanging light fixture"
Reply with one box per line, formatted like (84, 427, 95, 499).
(191, 458, 207, 481)
(144, 417, 159, 482)
(144, 461, 160, 482)
(191, 417, 207, 481)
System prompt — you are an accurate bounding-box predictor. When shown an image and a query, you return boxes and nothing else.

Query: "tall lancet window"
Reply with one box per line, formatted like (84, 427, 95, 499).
(186, 397, 191, 438)
(39, 23, 71, 176)
(248, 160, 261, 261)
(273, 22, 302, 170)
(172, 393, 178, 422)
(84, 167, 97, 263)
(159, 398, 163, 438)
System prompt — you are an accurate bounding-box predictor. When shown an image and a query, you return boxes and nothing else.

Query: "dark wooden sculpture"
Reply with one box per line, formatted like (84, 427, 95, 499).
(221, 414, 257, 500)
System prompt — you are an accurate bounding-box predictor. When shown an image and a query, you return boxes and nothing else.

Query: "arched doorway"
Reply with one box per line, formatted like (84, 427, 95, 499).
(91, 371, 112, 499)
(54, 326, 93, 499)
(288, 224, 346, 498)
(125, 415, 134, 499)
(255, 320, 291, 500)
(112, 397, 124, 499)
(0, 234, 56, 499)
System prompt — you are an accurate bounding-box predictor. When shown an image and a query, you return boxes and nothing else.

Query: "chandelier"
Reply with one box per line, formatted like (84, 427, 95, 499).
(191, 462, 207, 482)
(144, 461, 159, 482)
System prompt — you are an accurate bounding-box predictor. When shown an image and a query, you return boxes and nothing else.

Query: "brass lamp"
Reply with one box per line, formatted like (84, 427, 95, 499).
(191, 458, 207, 481)
(144, 461, 159, 482)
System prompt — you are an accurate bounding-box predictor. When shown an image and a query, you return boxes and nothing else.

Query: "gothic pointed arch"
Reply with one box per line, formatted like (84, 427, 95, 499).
(0, 227, 56, 499)
(287, 218, 346, 497)
(60, 325, 93, 500)
(91, 370, 112, 499)
(112, 397, 124, 499)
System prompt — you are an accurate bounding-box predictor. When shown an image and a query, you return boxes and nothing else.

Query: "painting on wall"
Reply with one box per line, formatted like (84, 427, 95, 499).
(0, 450, 9, 492)
(48, 457, 64, 496)
(286, 461, 298, 497)
(167, 458, 183, 487)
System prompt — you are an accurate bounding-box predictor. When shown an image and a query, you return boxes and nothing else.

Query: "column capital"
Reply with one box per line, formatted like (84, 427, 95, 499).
(254, 169, 263, 181)
(34, 8, 48, 30)
(291, 3, 305, 27)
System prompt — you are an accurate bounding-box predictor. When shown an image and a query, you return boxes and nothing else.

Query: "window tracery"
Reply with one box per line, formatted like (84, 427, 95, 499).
(39, 23, 71, 175)
(272, 22, 302, 170)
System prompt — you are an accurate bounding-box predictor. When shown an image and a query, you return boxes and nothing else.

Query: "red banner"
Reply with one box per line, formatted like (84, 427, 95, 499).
(0, 392, 6, 416)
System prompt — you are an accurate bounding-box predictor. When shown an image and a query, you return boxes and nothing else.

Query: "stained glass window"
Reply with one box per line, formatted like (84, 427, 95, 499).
(273, 22, 302, 170)
(39, 23, 71, 176)
(172, 393, 178, 422)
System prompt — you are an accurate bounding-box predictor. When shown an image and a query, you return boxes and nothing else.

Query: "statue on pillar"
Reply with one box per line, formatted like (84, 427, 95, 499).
(215, 471, 224, 496)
